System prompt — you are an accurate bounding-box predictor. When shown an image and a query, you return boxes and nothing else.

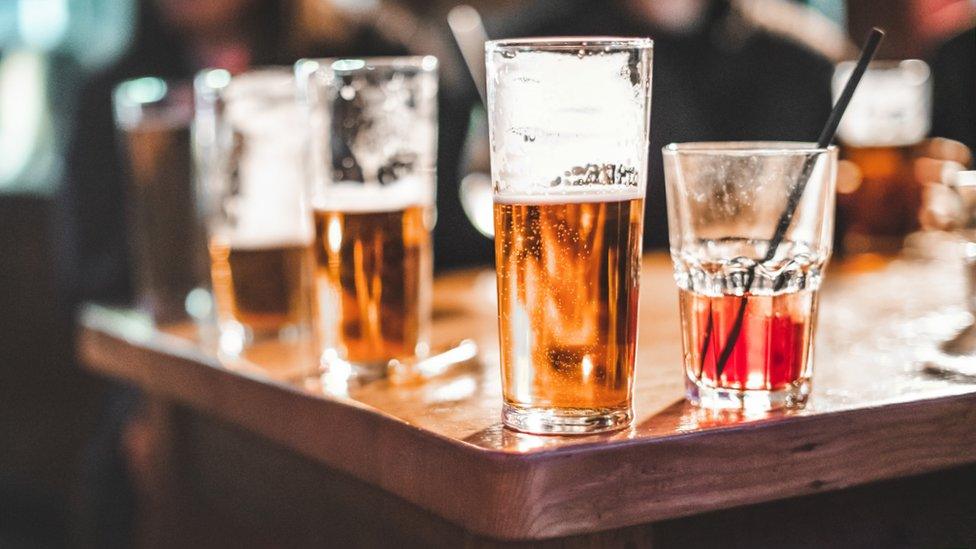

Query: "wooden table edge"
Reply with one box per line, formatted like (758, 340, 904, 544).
(77, 309, 976, 541)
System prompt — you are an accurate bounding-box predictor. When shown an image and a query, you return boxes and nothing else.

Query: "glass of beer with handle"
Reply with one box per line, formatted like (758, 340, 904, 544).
(832, 60, 931, 254)
(486, 37, 652, 435)
(298, 57, 438, 378)
(194, 68, 319, 380)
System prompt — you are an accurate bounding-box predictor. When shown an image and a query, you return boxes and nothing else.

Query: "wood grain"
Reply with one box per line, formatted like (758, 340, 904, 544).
(78, 253, 976, 540)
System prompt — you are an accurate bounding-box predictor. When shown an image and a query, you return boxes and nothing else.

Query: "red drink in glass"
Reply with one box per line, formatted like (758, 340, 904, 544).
(663, 141, 837, 411)
(679, 288, 817, 408)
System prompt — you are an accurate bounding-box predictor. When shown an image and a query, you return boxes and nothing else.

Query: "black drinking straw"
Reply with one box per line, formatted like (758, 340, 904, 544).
(706, 27, 885, 378)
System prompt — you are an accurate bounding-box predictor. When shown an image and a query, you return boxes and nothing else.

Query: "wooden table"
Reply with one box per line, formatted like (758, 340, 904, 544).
(78, 253, 976, 547)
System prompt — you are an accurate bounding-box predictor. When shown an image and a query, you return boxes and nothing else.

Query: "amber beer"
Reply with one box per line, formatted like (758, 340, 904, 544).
(837, 143, 920, 253)
(209, 239, 317, 335)
(494, 193, 644, 422)
(831, 59, 931, 254)
(313, 201, 432, 366)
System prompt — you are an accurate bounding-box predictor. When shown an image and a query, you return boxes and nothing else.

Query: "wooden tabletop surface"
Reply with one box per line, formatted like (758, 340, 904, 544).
(78, 251, 976, 541)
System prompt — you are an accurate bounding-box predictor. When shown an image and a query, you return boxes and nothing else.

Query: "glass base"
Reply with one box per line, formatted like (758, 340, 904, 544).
(686, 378, 811, 412)
(320, 350, 389, 381)
(502, 403, 632, 435)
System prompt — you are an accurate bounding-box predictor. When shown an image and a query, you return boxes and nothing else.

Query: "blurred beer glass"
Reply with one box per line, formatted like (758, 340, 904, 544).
(486, 38, 653, 434)
(113, 77, 210, 325)
(298, 57, 438, 378)
(832, 59, 932, 254)
(194, 68, 318, 380)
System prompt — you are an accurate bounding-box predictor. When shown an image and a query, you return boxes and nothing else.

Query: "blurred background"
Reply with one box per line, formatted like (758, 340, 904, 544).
(0, 0, 972, 547)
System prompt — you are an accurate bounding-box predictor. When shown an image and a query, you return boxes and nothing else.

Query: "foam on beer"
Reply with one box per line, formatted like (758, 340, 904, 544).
(225, 151, 314, 248)
(313, 178, 433, 212)
(220, 71, 314, 249)
(489, 49, 650, 198)
(833, 60, 931, 147)
(494, 185, 645, 205)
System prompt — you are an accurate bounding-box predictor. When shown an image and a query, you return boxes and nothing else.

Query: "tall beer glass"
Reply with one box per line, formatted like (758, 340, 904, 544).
(832, 60, 931, 254)
(194, 68, 318, 380)
(486, 38, 652, 434)
(113, 77, 210, 325)
(298, 57, 438, 377)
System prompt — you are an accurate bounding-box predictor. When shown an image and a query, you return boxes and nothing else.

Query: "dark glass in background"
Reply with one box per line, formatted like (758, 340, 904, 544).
(113, 77, 210, 325)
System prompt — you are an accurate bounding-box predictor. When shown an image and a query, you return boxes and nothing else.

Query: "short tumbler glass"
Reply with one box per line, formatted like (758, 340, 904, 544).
(486, 37, 653, 434)
(663, 142, 838, 411)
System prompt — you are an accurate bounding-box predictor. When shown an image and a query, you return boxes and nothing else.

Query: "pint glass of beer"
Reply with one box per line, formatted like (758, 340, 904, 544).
(298, 57, 437, 377)
(194, 68, 318, 379)
(113, 77, 210, 325)
(485, 38, 652, 434)
(832, 59, 931, 254)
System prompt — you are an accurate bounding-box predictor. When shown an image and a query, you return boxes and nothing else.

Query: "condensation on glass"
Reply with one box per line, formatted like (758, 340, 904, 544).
(113, 77, 210, 326)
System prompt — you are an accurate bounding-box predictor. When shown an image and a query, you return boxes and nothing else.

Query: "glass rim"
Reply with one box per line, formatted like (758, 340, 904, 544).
(193, 66, 295, 97)
(663, 141, 837, 156)
(296, 55, 438, 75)
(114, 76, 191, 106)
(486, 36, 653, 53)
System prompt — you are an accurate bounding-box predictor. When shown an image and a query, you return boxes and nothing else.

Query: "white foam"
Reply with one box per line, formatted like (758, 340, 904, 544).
(224, 71, 304, 146)
(493, 186, 644, 205)
(313, 178, 433, 213)
(218, 72, 314, 247)
(488, 49, 650, 196)
(225, 213, 313, 248)
(214, 232, 313, 251)
(833, 62, 931, 147)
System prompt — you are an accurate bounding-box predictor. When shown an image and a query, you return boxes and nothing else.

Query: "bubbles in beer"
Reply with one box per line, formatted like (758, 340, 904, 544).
(548, 163, 639, 188)
(312, 183, 433, 367)
(494, 195, 644, 410)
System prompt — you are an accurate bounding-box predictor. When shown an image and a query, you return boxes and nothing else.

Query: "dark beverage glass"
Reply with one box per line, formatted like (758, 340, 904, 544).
(113, 78, 210, 325)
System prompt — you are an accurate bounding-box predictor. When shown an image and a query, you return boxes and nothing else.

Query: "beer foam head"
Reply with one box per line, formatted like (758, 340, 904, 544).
(493, 185, 645, 205)
(224, 70, 304, 145)
(220, 171, 313, 248)
(220, 230, 313, 250)
(221, 69, 313, 247)
(487, 42, 652, 196)
(833, 60, 931, 147)
(313, 178, 433, 212)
